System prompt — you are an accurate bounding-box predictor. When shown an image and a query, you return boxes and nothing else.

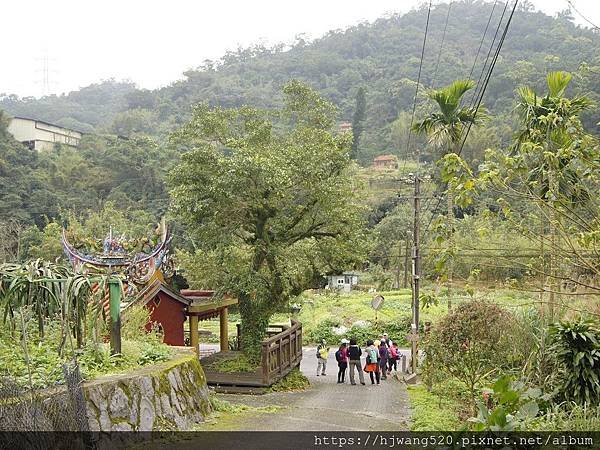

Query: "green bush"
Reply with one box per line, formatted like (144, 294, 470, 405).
(470, 375, 544, 431)
(138, 342, 172, 365)
(304, 318, 340, 345)
(305, 316, 414, 346)
(407, 384, 463, 431)
(515, 310, 561, 392)
(532, 402, 600, 431)
(0, 306, 174, 389)
(122, 303, 153, 340)
(422, 300, 518, 411)
(209, 354, 257, 373)
(551, 320, 600, 406)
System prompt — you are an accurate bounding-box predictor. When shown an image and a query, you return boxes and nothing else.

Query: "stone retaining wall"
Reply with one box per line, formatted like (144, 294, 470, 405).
(84, 351, 211, 431)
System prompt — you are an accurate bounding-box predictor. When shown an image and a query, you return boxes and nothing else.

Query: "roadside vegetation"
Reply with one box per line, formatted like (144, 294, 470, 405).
(0, 279, 172, 389)
(0, 3, 598, 434)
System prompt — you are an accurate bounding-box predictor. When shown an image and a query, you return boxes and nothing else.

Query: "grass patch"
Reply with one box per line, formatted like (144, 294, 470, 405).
(297, 286, 537, 346)
(269, 368, 310, 392)
(208, 353, 258, 373)
(407, 384, 464, 431)
(196, 395, 280, 430)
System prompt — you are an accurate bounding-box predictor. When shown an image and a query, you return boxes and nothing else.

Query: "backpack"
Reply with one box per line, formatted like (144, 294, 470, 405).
(366, 347, 377, 364)
(335, 349, 342, 362)
(348, 345, 361, 360)
(318, 346, 328, 359)
(389, 346, 398, 359)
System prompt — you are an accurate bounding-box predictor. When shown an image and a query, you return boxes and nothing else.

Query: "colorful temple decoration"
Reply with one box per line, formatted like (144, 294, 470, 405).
(61, 219, 174, 286)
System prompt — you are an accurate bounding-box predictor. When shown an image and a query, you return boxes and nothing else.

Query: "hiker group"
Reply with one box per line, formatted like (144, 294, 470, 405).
(315, 334, 402, 385)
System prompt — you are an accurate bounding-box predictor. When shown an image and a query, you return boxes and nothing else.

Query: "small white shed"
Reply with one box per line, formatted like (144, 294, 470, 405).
(326, 273, 359, 293)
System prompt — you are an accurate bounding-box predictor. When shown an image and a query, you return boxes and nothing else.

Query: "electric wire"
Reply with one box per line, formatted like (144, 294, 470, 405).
(565, 0, 600, 31)
(431, 2, 453, 89)
(469, 1, 510, 106)
(401, 0, 432, 176)
(467, 0, 499, 82)
(458, 0, 519, 159)
(421, 0, 519, 239)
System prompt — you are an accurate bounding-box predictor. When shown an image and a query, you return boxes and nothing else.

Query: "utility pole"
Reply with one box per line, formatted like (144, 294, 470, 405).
(410, 174, 421, 374)
(403, 231, 410, 289)
(395, 240, 402, 289)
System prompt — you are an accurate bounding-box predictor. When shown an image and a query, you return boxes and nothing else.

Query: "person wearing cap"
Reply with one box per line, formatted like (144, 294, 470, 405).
(316, 339, 329, 376)
(383, 332, 393, 346)
(335, 339, 349, 383)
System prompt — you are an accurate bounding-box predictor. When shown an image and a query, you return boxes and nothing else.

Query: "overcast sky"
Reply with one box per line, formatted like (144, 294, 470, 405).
(1, 0, 598, 98)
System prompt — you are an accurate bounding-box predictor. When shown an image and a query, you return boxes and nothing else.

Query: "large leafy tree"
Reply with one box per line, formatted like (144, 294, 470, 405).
(168, 81, 367, 358)
(412, 80, 484, 307)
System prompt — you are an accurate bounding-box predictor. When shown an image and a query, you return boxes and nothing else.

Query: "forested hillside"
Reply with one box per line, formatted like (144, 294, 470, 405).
(2, 1, 599, 166)
(1, 0, 600, 260)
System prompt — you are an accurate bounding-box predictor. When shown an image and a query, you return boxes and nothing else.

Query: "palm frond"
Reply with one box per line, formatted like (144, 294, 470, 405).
(546, 71, 572, 98)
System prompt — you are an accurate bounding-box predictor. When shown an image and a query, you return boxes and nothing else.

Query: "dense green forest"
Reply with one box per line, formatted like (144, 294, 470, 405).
(1, 0, 599, 265)
(2, 0, 600, 167)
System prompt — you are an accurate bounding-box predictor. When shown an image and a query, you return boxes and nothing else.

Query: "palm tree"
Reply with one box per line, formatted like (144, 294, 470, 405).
(514, 71, 593, 319)
(515, 71, 592, 202)
(413, 79, 484, 308)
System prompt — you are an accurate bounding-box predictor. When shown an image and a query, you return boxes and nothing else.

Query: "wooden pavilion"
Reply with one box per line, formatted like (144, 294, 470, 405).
(180, 289, 238, 354)
(122, 283, 238, 352)
(126, 284, 302, 390)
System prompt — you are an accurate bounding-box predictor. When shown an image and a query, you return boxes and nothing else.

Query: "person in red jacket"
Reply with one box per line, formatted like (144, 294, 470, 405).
(335, 339, 349, 383)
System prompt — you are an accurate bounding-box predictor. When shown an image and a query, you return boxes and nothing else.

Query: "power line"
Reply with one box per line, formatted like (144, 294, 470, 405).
(467, 0, 499, 83)
(431, 2, 453, 89)
(420, 1, 518, 239)
(458, 0, 519, 159)
(469, 1, 510, 107)
(402, 0, 432, 175)
(565, 0, 600, 31)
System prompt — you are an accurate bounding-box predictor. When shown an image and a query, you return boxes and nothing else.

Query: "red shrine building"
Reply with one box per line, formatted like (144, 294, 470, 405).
(126, 280, 191, 346)
(123, 280, 237, 351)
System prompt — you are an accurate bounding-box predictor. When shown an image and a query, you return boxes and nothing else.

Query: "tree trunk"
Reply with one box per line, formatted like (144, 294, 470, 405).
(447, 189, 453, 310)
(548, 169, 559, 322)
(539, 210, 546, 321)
(238, 294, 270, 362)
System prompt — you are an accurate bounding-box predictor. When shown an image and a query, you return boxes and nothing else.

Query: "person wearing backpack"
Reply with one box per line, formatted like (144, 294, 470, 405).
(364, 340, 380, 385)
(316, 339, 329, 376)
(388, 341, 399, 374)
(335, 339, 349, 383)
(347, 338, 365, 385)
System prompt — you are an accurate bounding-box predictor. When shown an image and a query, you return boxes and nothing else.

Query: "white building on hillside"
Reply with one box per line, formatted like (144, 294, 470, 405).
(7, 116, 82, 151)
(326, 273, 359, 293)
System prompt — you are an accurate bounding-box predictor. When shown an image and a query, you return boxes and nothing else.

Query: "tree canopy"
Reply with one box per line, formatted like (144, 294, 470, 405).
(168, 81, 367, 356)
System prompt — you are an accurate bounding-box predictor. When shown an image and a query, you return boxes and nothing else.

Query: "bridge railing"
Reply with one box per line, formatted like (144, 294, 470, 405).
(260, 320, 303, 386)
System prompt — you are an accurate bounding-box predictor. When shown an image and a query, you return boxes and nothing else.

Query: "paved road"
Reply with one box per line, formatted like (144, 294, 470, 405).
(208, 347, 412, 431)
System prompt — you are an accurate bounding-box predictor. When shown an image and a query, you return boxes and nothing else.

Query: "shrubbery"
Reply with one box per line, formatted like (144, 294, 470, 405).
(304, 316, 415, 346)
(551, 320, 600, 406)
(1, 304, 172, 389)
(422, 300, 518, 409)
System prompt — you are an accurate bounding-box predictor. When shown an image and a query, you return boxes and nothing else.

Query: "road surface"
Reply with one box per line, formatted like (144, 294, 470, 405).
(205, 346, 412, 431)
